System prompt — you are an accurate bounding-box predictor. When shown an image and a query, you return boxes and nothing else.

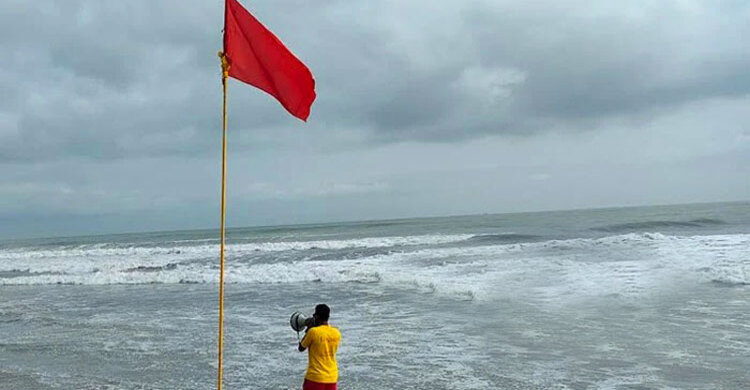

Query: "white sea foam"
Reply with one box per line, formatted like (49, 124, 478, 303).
(1, 233, 748, 304)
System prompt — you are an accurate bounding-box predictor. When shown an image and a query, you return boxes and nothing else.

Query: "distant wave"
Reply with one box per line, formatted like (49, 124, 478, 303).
(591, 218, 726, 233)
(123, 263, 178, 273)
(711, 279, 749, 286)
(0, 268, 65, 279)
(463, 233, 541, 244)
(0, 234, 475, 261)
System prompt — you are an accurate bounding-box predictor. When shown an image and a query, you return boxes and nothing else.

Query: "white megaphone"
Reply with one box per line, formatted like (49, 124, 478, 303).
(290, 311, 315, 332)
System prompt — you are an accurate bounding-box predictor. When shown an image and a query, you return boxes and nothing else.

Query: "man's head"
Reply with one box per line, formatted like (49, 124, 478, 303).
(313, 304, 330, 323)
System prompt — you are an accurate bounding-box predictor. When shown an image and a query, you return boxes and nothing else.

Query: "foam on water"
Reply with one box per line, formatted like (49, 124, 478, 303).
(2, 232, 747, 305)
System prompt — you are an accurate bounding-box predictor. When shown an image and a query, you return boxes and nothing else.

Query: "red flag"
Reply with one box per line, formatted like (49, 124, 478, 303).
(223, 0, 316, 121)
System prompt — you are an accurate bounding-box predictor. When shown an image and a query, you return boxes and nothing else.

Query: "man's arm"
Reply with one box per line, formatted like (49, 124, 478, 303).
(298, 331, 312, 352)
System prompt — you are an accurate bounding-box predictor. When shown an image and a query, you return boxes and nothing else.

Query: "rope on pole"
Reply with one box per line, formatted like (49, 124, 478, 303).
(217, 51, 230, 390)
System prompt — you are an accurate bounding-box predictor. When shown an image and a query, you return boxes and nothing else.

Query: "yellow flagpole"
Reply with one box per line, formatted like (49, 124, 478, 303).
(217, 51, 229, 390)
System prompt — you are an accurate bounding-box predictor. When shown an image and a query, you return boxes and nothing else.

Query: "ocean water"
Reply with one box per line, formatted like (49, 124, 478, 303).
(1, 202, 748, 389)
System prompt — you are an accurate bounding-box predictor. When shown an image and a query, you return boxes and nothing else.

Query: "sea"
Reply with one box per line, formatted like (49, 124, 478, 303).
(1, 201, 748, 390)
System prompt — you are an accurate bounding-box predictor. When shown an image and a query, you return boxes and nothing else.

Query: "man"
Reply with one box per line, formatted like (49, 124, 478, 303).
(298, 304, 341, 390)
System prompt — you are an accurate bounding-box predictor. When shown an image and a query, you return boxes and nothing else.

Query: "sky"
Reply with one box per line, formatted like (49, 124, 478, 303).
(0, 0, 749, 239)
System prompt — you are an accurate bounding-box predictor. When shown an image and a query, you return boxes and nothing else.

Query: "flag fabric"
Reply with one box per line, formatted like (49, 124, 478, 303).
(223, 0, 316, 121)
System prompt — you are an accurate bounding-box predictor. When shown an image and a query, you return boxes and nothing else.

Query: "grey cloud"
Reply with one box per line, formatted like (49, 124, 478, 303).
(3, 0, 750, 162)
(466, 1, 750, 121)
(309, 0, 750, 141)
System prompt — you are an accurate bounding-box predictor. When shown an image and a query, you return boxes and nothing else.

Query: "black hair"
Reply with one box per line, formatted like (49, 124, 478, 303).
(314, 304, 330, 322)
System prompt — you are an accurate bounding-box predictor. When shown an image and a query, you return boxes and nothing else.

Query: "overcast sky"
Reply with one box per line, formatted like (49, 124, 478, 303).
(1, 0, 749, 239)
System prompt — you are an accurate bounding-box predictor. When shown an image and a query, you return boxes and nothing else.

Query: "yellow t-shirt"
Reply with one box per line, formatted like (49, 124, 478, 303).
(300, 324, 341, 383)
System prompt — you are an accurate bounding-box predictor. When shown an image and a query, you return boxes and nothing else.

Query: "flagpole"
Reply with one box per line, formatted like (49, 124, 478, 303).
(217, 51, 229, 390)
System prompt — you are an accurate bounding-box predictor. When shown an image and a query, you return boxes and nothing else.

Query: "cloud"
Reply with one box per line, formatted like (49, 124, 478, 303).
(2, 0, 749, 163)
(466, 1, 750, 121)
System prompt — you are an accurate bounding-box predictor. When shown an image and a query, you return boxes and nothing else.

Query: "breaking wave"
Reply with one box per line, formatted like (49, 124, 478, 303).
(1, 232, 747, 303)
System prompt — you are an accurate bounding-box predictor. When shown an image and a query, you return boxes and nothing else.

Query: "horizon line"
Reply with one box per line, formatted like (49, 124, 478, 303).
(2, 198, 747, 243)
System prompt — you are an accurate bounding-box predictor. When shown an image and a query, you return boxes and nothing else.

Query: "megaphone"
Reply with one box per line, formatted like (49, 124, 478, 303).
(290, 311, 315, 332)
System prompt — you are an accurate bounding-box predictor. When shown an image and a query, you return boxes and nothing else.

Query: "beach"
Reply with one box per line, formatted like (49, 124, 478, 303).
(1, 201, 749, 389)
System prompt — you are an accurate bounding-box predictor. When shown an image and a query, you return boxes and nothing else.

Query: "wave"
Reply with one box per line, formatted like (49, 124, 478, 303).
(0, 234, 474, 261)
(591, 218, 727, 233)
(123, 263, 178, 273)
(0, 268, 65, 279)
(463, 233, 541, 244)
(711, 279, 748, 287)
(704, 262, 749, 287)
(2, 232, 747, 304)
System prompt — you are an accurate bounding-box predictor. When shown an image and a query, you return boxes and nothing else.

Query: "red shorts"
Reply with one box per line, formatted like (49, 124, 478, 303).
(303, 379, 337, 390)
